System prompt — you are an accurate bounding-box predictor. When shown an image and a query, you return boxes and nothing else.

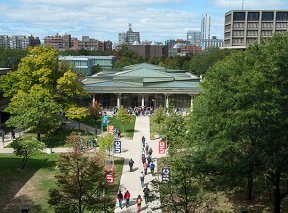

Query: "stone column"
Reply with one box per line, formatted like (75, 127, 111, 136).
(117, 94, 121, 108)
(165, 94, 169, 109)
(141, 95, 145, 107)
(190, 95, 194, 111)
(92, 94, 95, 106)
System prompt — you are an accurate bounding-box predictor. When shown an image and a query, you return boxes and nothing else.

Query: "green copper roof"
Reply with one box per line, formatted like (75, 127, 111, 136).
(83, 63, 201, 94)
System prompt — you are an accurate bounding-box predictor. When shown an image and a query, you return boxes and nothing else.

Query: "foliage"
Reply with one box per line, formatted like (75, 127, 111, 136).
(153, 150, 217, 213)
(115, 106, 132, 133)
(151, 106, 166, 131)
(97, 133, 114, 155)
(48, 132, 115, 213)
(161, 113, 187, 150)
(88, 100, 103, 127)
(114, 45, 146, 68)
(92, 64, 103, 74)
(188, 47, 236, 76)
(65, 106, 89, 129)
(4, 86, 63, 140)
(10, 138, 46, 169)
(189, 33, 288, 213)
(0, 47, 27, 70)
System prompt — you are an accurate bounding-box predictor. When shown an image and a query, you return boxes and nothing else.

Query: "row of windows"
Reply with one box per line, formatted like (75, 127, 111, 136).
(234, 12, 288, 21)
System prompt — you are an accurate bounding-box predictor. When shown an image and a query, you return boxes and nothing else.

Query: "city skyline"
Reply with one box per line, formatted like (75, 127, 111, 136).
(0, 0, 287, 43)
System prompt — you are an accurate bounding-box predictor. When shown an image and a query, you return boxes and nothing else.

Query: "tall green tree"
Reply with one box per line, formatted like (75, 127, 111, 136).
(48, 132, 114, 213)
(4, 86, 63, 140)
(65, 106, 89, 130)
(115, 106, 132, 134)
(189, 33, 288, 213)
(0, 47, 27, 70)
(151, 106, 166, 132)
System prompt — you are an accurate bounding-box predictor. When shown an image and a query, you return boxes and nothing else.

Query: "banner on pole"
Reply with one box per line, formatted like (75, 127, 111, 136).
(106, 170, 115, 184)
(162, 168, 170, 183)
(158, 139, 166, 154)
(114, 139, 121, 154)
(108, 125, 114, 136)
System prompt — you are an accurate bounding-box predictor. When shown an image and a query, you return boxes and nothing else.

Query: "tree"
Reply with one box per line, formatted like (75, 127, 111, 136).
(88, 101, 103, 129)
(48, 132, 114, 213)
(189, 33, 288, 212)
(151, 106, 166, 132)
(115, 106, 132, 134)
(153, 150, 216, 213)
(10, 138, 46, 169)
(65, 106, 89, 130)
(0, 47, 27, 70)
(97, 133, 115, 157)
(4, 86, 63, 140)
(92, 64, 102, 74)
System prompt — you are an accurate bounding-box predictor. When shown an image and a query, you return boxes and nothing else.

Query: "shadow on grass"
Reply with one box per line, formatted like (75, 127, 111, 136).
(2, 194, 45, 213)
(0, 154, 57, 212)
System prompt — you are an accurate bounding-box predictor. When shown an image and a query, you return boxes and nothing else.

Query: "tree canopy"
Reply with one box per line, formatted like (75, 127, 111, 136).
(189, 33, 288, 213)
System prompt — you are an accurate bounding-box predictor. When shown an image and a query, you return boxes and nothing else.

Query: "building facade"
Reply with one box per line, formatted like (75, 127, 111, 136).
(127, 44, 168, 59)
(201, 13, 211, 49)
(0, 35, 40, 49)
(224, 10, 288, 48)
(118, 24, 140, 45)
(44, 33, 72, 50)
(59, 56, 117, 75)
(187, 31, 201, 45)
(83, 63, 200, 112)
(200, 36, 223, 49)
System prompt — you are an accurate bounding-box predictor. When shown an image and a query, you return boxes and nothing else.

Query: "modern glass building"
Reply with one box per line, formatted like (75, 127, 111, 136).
(83, 63, 201, 112)
(59, 56, 117, 75)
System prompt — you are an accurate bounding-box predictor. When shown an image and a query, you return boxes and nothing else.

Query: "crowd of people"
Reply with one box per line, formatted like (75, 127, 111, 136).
(117, 136, 154, 212)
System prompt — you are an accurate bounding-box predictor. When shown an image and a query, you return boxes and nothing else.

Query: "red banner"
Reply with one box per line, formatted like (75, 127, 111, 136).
(158, 140, 166, 154)
(108, 125, 114, 136)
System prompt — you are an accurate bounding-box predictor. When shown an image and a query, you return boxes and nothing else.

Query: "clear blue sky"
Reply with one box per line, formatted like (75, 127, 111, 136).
(0, 0, 287, 43)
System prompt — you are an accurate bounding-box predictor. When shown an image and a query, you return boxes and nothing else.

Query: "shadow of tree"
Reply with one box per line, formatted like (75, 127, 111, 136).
(2, 195, 44, 213)
(0, 154, 57, 212)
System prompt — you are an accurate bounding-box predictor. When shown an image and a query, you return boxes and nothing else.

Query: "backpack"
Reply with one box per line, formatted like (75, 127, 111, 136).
(150, 163, 155, 169)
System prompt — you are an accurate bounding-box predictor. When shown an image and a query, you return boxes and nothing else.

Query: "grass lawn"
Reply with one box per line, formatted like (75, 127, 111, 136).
(0, 153, 124, 213)
(0, 153, 58, 213)
(108, 116, 136, 139)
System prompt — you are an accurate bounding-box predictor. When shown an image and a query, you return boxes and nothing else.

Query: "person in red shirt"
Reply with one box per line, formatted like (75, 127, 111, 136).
(124, 190, 131, 207)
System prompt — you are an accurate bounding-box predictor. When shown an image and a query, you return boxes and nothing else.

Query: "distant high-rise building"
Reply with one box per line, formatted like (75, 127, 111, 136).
(70, 36, 112, 51)
(44, 33, 71, 50)
(118, 24, 140, 45)
(187, 31, 201, 45)
(0, 34, 40, 49)
(224, 10, 288, 48)
(200, 36, 223, 49)
(201, 13, 211, 49)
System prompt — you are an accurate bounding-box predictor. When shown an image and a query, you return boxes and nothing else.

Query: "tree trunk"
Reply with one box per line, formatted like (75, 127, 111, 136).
(37, 132, 41, 141)
(273, 171, 281, 213)
(247, 175, 253, 200)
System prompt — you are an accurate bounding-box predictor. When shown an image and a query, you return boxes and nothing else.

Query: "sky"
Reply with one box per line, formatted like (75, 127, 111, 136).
(0, 0, 287, 43)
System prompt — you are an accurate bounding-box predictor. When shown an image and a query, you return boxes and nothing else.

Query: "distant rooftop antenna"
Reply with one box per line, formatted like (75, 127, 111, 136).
(128, 23, 132, 32)
(241, 0, 245, 10)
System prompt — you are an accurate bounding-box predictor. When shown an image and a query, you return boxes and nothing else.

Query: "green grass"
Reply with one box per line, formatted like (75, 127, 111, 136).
(0, 153, 58, 213)
(108, 116, 136, 139)
(80, 115, 101, 128)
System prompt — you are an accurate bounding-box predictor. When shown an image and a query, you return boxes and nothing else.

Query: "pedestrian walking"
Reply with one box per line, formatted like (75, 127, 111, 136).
(142, 136, 145, 147)
(136, 194, 142, 212)
(117, 190, 123, 209)
(148, 147, 153, 155)
(124, 190, 130, 207)
(129, 158, 134, 172)
(143, 162, 148, 175)
(140, 171, 145, 188)
(141, 154, 146, 165)
(145, 143, 149, 154)
(150, 161, 155, 175)
(147, 154, 152, 166)
(143, 185, 150, 204)
(11, 130, 15, 140)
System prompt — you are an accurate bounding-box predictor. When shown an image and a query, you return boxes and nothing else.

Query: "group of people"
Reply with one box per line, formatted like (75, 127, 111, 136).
(117, 136, 154, 212)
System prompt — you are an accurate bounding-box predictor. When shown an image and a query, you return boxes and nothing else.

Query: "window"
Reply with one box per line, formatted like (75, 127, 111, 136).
(248, 12, 259, 21)
(276, 12, 288, 21)
(233, 12, 245, 21)
(262, 12, 274, 21)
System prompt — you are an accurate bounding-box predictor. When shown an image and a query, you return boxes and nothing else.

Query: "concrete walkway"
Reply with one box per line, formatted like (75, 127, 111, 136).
(114, 116, 162, 213)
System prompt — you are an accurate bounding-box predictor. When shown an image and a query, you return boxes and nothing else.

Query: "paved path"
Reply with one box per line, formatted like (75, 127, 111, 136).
(114, 116, 162, 213)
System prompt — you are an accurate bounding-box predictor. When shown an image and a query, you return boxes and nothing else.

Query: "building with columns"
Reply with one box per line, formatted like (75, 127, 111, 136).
(83, 63, 200, 112)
